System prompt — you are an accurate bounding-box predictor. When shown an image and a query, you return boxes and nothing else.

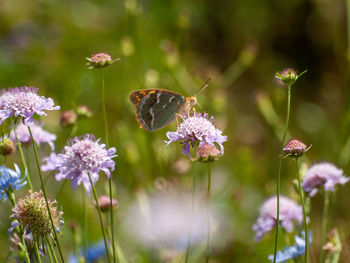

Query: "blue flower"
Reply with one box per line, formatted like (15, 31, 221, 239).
(68, 240, 107, 263)
(0, 164, 26, 201)
(268, 231, 313, 262)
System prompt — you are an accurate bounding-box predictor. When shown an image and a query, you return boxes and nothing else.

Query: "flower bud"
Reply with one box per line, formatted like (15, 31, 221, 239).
(86, 52, 120, 69)
(282, 138, 311, 159)
(94, 195, 118, 212)
(60, 110, 77, 127)
(275, 68, 306, 86)
(197, 144, 221, 162)
(76, 105, 93, 118)
(0, 138, 16, 156)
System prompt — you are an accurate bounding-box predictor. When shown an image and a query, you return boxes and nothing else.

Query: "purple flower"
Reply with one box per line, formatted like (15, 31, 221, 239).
(302, 162, 349, 197)
(0, 86, 60, 125)
(42, 135, 117, 194)
(253, 196, 303, 241)
(165, 113, 227, 157)
(41, 152, 59, 172)
(0, 164, 26, 201)
(10, 121, 57, 150)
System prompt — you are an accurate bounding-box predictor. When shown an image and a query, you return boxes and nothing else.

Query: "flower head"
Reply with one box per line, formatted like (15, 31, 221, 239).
(68, 239, 107, 263)
(94, 195, 118, 212)
(302, 162, 349, 197)
(197, 143, 221, 162)
(86, 52, 120, 69)
(165, 113, 227, 158)
(42, 135, 117, 194)
(268, 231, 313, 262)
(60, 110, 77, 127)
(275, 68, 307, 86)
(11, 191, 64, 239)
(0, 137, 16, 156)
(253, 196, 303, 241)
(0, 164, 26, 201)
(282, 138, 311, 159)
(76, 105, 93, 118)
(0, 87, 60, 125)
(10, 121, 56, 150)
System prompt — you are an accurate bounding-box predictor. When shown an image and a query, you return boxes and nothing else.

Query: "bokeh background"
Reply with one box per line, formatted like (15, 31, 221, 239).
(1, 0, 350, 262)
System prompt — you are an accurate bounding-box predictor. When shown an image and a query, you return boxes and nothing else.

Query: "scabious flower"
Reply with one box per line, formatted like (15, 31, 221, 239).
(68, 239, 107, 263)
(42, 134, 117, 194)
(165, 113, 227, 158)
(60, 110, 77, 127)
(94, 195, 118, 212)
(302, 162, 349, 197)
(0, 137, 16, 156)
(282, 138, 311, 159)
(10, 191, 64, 239)
(10, 121, 56, 150)
(253, 196, 303, 241)
(268, 231, 313, 262)
(275, 68, 306, 86)
(0, 164, 26, 201)
(197, 143, 221, 162)
(0, 86, 60, 125)
(86, 52, 120, 69)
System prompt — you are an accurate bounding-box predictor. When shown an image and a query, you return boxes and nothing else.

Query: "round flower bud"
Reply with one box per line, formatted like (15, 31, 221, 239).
(94, 195, 118, 212)
(11, 191, 64, 239)
(60, 110, 77, 127)
(76, 105, 93, 118)
(0, 138, 16, 156)
(275, 68, 306, 86)
(282, 138, 310, 158)
(197, 144, 221, 162)
(86, 52, 120, 69)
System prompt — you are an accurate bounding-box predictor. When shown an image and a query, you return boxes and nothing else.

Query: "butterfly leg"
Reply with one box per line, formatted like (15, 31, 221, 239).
(175, 113, 183, 127)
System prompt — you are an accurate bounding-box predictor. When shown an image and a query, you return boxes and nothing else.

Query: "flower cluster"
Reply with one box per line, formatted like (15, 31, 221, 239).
(302, 162, 349, 196)
(0, 87, 60, 125)
(165, 113, 227, 158)
(10, 121, 57, 150)
(86, 52, 119, 69)
(10, 191, 63, 239)
(42, 134, 117, 194)
(253, 196, 303, 241)
(282, 138, 311, 159)
(0, 164, 26, 202)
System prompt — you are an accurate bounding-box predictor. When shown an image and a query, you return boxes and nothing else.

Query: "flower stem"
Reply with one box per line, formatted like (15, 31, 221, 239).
(14, 129, 33, 189)
(273, 85, 292, 263)
(34, 241, 43, 263)
(101, 68, 118, 263)
(87, 171, 111, 263)
(296, 159, 308, 263)
(27, 126, 65, 263)
(206, 163, 212, 263)
(46, 237, 59, 263)
(185, 151, 198, 263)
(82, 187, 88, 261)
(319, 190, 329, 263)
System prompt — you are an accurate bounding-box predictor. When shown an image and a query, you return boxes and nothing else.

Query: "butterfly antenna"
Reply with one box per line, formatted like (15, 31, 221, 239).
(194, 78, 211, 96)
(196, 101, 203, 110)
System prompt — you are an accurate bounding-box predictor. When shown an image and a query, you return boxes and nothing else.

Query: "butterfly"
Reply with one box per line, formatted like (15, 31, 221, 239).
(129, 80, 209, 131)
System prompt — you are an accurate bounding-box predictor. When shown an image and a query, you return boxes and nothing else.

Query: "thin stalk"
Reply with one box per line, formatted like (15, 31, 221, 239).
(82, 187, 88, 261)
(101, 68, 117, 263)
(319, 191, 330, 263)
(273, 85, 292, 263)
(34, 241, 43, 263)
(185, 147, 198, 263)
(347, 0, 350, 61)
(87, 171, 111, 263)
(27, 126, 65, 263)
(14, 129, 33, 189)
(296, 159, 308, 263)
(46, 237, 59, 263)
(206, 163, 212, 263)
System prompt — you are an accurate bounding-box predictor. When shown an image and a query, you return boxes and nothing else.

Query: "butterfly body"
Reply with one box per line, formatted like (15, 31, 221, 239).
(129, 89, 196, 131)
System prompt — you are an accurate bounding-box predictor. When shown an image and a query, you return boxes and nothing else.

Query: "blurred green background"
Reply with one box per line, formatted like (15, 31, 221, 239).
(1, 0, 350, 262)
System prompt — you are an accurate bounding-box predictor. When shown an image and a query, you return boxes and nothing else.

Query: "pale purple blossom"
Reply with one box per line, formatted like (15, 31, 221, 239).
(0, 86, 60, 125)
(302, 162, 349, 197)
(165, 113, 227, 157)
(253, 196, 303, 241)
(10, 121, 56, 150)
(41, 135, 117, 194)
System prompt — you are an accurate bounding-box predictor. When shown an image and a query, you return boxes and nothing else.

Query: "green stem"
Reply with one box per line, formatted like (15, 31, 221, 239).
(296, 159, 308, 263)
(34, 241, 43, 263)
(82, 187, 88, 262)
(347, 0, 350, 61)
(185, 148, 198, 263)
(319, 191, 330, 263)
(206, 163, 211, 263)
(87, 171, 111, 263)
(27, 126, 65, 263)
(46, 237, 59, 263)
(273, 85, 292, 263)
(14, 129, 33, 189)
(101, 68, 118, 263)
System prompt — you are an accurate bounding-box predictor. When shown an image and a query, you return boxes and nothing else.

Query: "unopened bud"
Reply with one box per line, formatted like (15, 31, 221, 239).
(197, 144, 221, 162)
(94, 195, 118, 212)
(76, 105, 93, 118)
(86, 52, 120, 69)
(282, 138, 311, 159)
(275, 68, 306, 86)
(0, 138, 16, 156)
(60, 110, 77, 127)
